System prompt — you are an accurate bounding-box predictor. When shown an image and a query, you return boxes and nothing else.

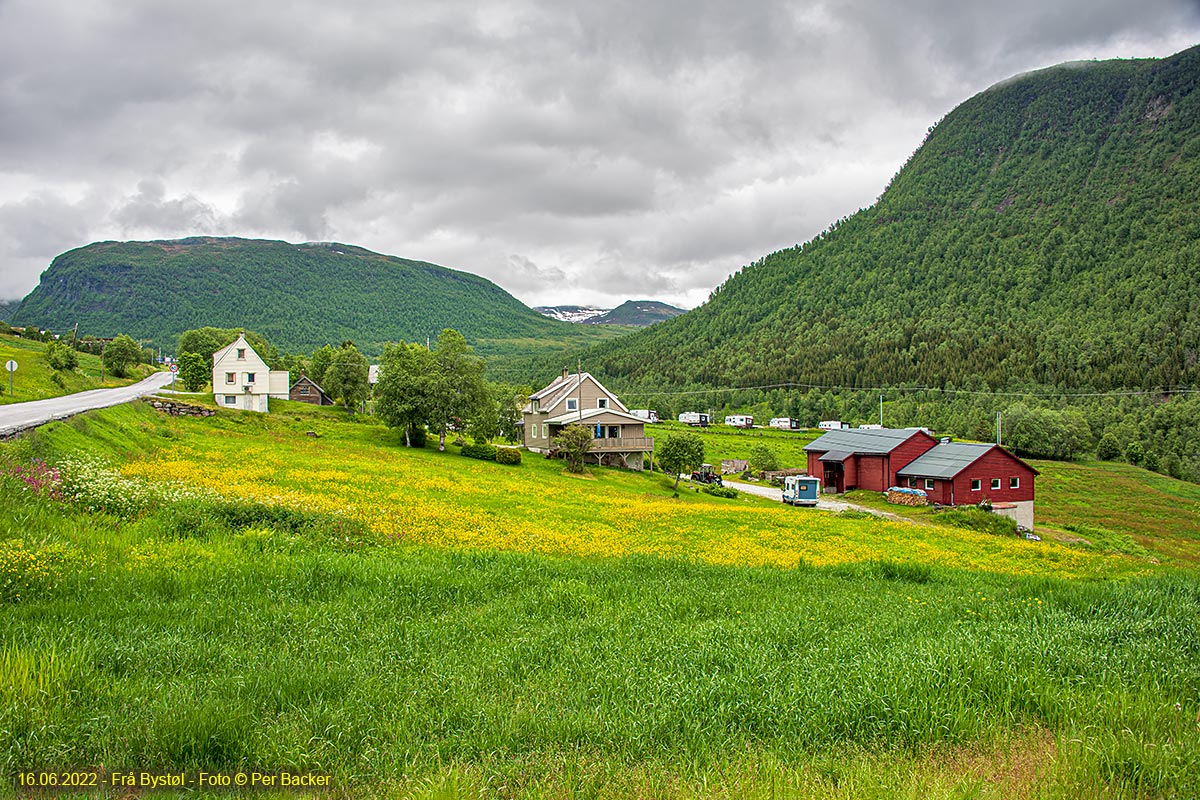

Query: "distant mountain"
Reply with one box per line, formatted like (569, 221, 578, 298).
(580, 46, 1200, 393)
(0, 300, 16, 324)
(9, 237, 629, 360)
(535, 305, 609, 323)
(535, 300, 685, 326)
(588, 300, 685, 326)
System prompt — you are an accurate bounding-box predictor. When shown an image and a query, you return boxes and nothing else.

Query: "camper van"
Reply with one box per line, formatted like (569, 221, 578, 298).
(631, 409, 660, 424)
(724, 415, 754, 428)
(678, 412, 710, 427)
(769, 418, 800, 430)
(782, 475, 821, 507)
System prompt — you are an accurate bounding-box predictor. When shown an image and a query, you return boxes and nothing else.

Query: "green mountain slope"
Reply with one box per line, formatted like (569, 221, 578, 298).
(10, 237, 624, 360)
(589, 300, 685, 326)
(0, 301, 16, 324)
(581, 47, 1200, 393)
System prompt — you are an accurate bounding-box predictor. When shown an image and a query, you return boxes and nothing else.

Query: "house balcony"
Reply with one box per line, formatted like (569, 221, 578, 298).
(591, 436, 654, 452)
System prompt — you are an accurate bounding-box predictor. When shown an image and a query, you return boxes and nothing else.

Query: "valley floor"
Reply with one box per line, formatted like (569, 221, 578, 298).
(0, 401, 1197, 799)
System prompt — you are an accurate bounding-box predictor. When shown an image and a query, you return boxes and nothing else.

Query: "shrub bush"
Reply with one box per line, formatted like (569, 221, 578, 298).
(45, 340, 78, 371)
(702, 485, 739, 499)
(495, 447, 522, 465)
(408, 427, 427, 447)
(461, 443, 497, 461)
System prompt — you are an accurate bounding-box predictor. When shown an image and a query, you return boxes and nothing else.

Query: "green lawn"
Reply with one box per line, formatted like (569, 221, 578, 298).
(0, 334, 150, 405)
(648, 420, 819, 470)
(0, 403, 1197, 798)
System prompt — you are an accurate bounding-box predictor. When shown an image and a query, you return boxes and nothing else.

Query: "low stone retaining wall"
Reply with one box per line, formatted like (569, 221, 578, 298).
(143, 397, 216, 417)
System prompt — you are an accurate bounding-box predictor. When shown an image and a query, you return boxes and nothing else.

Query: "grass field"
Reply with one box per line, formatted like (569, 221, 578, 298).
(0, 334, 149, 405)
(1, 402, 1198, 798)
(646, 421, 819, 471)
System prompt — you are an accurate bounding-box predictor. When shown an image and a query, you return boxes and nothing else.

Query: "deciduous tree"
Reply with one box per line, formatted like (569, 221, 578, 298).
(658, 432, 705, 488)
(552, 423, 594, 474)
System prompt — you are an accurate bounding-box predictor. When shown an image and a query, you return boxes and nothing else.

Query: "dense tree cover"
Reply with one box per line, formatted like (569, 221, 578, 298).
(9, 238, 607, 361)
(177, 327, 280, 371)
(43, 341, 77, 371)
(552, 47, 1200, 478)
(573, 49, 1200, 393)
(178, 352, 208, 392)
(323, 343, 370, 410)
(0, 301, 15, 323)
(104, 334, 143, 378)
(375, 330, 490, 451)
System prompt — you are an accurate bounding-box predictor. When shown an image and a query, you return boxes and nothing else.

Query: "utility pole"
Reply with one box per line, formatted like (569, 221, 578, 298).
(576, 357, 583, 423)
(996, 411, 1003, 446)
(879, 394, 884, 427)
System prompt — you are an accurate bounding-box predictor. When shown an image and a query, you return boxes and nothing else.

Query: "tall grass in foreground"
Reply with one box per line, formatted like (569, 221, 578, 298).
(0, 478, 1197, 798)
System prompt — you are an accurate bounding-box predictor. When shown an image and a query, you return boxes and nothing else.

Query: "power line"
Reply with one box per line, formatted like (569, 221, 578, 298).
(609, 381, 1200, 400)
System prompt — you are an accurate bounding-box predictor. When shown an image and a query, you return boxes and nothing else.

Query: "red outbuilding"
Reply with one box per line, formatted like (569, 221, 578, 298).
(804, 428, 1039, 528)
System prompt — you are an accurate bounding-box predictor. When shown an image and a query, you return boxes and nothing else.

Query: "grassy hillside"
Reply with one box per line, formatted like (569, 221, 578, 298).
(8, 237, 629, 365)
(589, 300, 686, 326)
(580, 47, 1200, 393)
(0, 333, 150, 405)
(0, 402, 1196, 797)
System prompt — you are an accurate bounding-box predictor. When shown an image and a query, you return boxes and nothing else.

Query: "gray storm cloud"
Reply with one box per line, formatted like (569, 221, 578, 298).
(0, 0, 1198, 305)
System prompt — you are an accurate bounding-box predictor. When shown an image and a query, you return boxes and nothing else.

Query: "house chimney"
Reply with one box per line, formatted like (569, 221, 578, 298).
(562, 367, 569, 380)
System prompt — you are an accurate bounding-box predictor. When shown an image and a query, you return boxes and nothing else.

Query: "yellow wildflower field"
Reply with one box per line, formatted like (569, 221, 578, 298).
(119, 421, 1143, 579)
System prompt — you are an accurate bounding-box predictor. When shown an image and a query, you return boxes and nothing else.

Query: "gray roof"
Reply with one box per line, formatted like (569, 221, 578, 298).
(804, 427, 927, 455)
(819, 450, 853, 462)
(895, 442, 992, 479)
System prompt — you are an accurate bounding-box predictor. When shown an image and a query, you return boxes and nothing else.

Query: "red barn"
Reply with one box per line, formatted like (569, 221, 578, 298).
(804, 428, 938, 494)
(804, 428, 1039, 528)
(896, 442, 1038, 529)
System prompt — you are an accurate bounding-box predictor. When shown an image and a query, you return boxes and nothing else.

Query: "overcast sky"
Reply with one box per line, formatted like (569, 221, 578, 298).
(1, 1, 1198, 309)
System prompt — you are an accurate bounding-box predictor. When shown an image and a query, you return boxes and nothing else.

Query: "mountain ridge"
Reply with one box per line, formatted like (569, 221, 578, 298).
(9, 237, 628, 360)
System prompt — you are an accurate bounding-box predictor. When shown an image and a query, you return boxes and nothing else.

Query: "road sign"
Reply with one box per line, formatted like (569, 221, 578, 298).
(4, 360, 14, 372)
(169, 364, 179, 374)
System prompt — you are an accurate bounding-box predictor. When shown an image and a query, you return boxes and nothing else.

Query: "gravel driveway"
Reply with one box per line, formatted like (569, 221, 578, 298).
(722, 479, 911, 521)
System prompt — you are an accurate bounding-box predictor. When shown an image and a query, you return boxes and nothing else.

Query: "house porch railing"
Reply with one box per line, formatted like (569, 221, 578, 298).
(590, 437, 654, 452)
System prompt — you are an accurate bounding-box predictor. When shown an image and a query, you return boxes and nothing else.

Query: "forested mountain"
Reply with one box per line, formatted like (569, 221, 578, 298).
(10, 238, 624, 359)
(580, 46, 1200, 394)
(588, 301, 685, 326)
(0, 301, 16, 323)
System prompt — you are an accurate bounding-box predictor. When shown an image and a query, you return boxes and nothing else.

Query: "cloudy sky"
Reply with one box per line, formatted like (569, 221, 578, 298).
(1, 1, 1198, 309)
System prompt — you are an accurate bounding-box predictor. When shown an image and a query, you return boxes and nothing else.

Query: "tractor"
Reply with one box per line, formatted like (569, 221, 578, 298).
(691, 463, 723, 486)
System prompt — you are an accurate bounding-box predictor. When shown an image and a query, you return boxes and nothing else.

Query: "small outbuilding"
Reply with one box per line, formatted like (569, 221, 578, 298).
(895, 442, 1039, 529)
(289, 373, 334, 406)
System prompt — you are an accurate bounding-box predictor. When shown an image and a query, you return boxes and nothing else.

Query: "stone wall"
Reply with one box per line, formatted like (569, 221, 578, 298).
(143, 397, 216, 417)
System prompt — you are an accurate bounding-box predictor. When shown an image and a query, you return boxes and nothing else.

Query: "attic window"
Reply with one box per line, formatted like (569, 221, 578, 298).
(236, 348, 246, 359)
(298, 386, 310, 395)
(531, 399, 539, 413)
(598, 398, 608, 409)
(566, 398, 578, 411)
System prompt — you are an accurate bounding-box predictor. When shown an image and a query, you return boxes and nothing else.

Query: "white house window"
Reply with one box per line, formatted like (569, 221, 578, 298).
(225, 372, 235, 384)
(531, 399, 539, 413)
(1010, 477, 1020, 489)
(924, 479, 935, 490)
(246, 373, 256, 383)
(598, 398, 608, 409)
(236, 348, 246, 359)
(566, 398, 578, 411)
(991, 478, 1002, 490)
(907, 478, 916, 488)
(971, 479, 981, 491)
(607, 426, 619, 438)
(224, 396, 236, 405)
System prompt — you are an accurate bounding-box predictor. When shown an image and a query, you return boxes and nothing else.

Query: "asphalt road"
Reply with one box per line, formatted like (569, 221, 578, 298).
(0, 372, 175, 438)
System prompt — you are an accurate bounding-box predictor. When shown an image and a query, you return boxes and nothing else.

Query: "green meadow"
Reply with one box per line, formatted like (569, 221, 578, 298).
(0, 401, 1197, 799)
(0, 334, 150, 405)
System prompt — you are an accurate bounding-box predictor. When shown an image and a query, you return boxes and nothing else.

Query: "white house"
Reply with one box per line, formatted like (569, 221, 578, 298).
(212, 333, 289, 413)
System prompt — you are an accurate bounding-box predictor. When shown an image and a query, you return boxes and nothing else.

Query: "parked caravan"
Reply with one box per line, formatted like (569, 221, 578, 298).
(818, 420, 849, 431)
(782, 475, 821, 507)
(724, 415, 754, 428)
(631, 409, 660, 424)
(678, 412, 710, 427)
(769, 417, 801, 430)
